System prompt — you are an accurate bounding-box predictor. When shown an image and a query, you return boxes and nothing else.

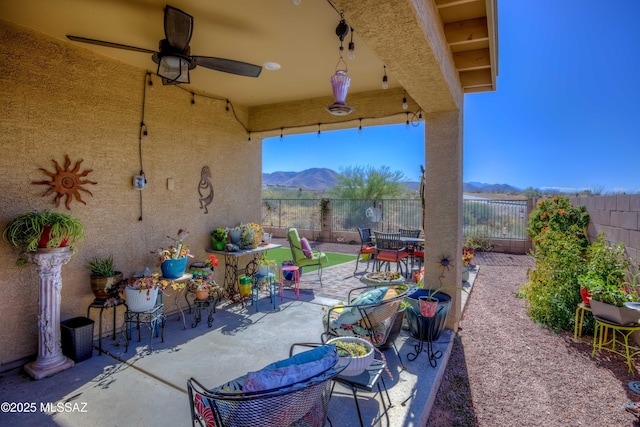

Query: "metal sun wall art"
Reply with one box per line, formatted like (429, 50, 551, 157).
(198, 165, 214, 214)
(32, 155, 97, 210)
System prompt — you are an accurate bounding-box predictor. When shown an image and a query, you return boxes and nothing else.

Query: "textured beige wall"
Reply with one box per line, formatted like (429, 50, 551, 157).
(0, 20, 262, 367)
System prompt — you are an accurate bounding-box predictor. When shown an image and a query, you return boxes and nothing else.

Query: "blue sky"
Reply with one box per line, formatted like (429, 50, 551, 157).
(263, 0, 640, 193)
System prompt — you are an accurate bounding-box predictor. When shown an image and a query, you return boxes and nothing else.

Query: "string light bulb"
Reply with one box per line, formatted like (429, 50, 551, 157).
(317, 123, 321, 138)
(381, 65, 388, 89)
(405, 112, 410, 128)
(358, 118, 362, 134)
(347, 28, 355, 60)
(402, 90, 408, 110)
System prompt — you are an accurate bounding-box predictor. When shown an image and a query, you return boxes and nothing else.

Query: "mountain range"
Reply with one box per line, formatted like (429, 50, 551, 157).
(263, 168, 522, 193)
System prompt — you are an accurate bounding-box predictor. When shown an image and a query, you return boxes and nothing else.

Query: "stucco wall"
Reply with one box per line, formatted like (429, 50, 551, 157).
(571, 195, 640, 261)
(0, 20, 262, 367)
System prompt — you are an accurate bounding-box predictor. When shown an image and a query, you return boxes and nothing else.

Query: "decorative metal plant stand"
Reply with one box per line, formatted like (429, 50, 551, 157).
(24, 248, 75, 380)
(190, 292, 219, 328)
(406, 306, 444, 367)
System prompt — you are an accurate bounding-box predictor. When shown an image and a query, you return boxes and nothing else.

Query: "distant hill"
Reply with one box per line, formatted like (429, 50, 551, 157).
(262, 168, 339, 190)
(464, 182, 521, 193)
(263, 168, 521, 194)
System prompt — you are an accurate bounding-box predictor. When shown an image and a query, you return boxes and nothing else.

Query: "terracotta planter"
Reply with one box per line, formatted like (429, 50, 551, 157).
(195, 289, 209, 301)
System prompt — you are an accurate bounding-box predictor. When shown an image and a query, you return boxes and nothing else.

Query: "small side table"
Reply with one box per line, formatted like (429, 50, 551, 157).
(189, 291, 219, 328)
(87, 299, 128, 355)
(573, 302, 592, 341)
(124, 304, 166, 353)
(332, 358, 392, 427)
(279, 265, 300, 300)
(251, 272, 277, 311)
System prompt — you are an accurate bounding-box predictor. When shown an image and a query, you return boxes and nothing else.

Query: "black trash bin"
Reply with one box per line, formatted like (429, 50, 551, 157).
(405, 289, 451, 342)
(61, 317, 94, 362)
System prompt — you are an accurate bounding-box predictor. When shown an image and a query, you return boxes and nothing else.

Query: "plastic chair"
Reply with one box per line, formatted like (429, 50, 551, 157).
(354, 227, 377, 275)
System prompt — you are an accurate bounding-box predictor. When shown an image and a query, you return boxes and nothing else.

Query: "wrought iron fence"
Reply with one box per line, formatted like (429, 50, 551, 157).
(262, 198, 529, 240)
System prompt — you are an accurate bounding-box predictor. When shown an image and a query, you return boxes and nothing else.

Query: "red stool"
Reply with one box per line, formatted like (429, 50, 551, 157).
(279, 266, 300, 299)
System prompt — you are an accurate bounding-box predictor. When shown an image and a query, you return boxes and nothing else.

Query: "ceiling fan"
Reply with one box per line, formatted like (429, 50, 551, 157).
(67, 5, 262, 85)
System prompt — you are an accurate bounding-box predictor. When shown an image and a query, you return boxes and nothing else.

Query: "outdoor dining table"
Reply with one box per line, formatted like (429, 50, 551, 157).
(206, 243, 281, 300)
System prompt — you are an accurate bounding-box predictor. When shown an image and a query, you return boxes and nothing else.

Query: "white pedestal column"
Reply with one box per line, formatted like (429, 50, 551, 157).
(24, 248, 75, 380)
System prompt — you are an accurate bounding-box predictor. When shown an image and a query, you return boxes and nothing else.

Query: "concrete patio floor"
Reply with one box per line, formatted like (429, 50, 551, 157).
(0, 258, 478, 426)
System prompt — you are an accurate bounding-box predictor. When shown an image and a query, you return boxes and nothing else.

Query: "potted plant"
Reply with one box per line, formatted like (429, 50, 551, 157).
(579, 234, 638, 324)
(326, 336, 374, 376)
(156, 229, 192, 279)
(210, 228, 227, 251)
(2, 210, 84, 266)
(462, 247, 475, 282)
(188, 274, 220, 301)
(257, 258, 278, 276)
(88, 255, 123, 301)
(228, 226, 242, 245)
(118, 274, 185, 312)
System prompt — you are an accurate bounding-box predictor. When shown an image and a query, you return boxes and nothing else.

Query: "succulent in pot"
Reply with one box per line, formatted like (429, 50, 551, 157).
(88, 255, 123, 301)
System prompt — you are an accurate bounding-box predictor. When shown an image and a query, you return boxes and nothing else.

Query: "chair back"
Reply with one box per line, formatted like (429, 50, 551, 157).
(399, 229, 421, 238)
(187, 351, 341, 427)
(323, 284, 409, 348)
(374, 231, 403, 250)
(286, 228, 305, 264)
(358, 227, 373, 245)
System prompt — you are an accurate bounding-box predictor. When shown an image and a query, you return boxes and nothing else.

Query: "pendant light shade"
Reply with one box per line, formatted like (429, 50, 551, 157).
(326, 70, 354, 116)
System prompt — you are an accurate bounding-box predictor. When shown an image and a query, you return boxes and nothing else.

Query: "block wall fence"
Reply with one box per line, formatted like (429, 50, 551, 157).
(571, 195, 640, 261)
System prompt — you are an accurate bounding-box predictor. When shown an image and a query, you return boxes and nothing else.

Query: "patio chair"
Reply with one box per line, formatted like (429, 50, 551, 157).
(322, 284, 410, 368)
(286, 227, 328, 286)
(187, 345, 343, 427)
(354, 227, 377, 275)
(373, 231, 409, 277)
(399, 228, 422, 272)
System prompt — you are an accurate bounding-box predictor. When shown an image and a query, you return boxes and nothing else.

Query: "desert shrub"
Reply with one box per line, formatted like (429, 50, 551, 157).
(527, 196, 590, 250)
(522, 227, 587, 331)
(463, 235, 493, 252)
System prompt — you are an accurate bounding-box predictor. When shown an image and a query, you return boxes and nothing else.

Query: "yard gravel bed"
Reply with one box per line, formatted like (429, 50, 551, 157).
(427, 262, 639, 426)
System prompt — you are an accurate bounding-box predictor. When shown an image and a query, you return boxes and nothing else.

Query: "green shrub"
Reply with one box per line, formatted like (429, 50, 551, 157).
(579, 233, 630, 306)
(527, 196, 589, 250)
(523, 228, 587, 331)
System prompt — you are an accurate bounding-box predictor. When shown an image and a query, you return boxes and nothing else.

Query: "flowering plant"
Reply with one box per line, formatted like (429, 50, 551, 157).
(462, 248, 475, 266)
(188, 274, 220, 293)
(205, 254, 219, 269)
(156, 229, 193, 264)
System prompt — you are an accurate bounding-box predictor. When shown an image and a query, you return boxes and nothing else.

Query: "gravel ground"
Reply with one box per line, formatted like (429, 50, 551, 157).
(427, 259, 640, 427)
(275, 238, 640, 426)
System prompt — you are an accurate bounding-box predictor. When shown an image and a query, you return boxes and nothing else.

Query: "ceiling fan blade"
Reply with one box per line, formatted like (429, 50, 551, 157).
(66, 35, 155, 54)
(193, 56, 262, 78)
(164, 5, 193, 51)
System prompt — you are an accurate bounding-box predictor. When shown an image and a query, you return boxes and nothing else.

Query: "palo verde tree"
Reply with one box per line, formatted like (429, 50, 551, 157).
(329, 165, 408, 200)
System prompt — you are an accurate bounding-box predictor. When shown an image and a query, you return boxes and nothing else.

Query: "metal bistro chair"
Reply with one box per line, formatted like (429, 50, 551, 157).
(399, 228, 422, 272)
(374, 231, 409, 277)
(354, 227, 377, 275)
(187, 345, 344, 427)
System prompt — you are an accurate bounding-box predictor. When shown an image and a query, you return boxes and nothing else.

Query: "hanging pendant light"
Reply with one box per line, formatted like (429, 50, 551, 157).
(326, 14, 354, 116)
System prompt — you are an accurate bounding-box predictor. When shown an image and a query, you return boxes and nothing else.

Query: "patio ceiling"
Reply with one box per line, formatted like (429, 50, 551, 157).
(0, 0, 497, 113)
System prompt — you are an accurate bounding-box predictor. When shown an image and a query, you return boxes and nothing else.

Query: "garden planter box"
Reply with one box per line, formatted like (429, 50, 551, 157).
(590, 299, 640, 325)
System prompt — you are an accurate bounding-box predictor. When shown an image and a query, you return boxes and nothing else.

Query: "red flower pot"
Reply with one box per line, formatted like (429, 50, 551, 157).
(580, 287, 591, 306)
